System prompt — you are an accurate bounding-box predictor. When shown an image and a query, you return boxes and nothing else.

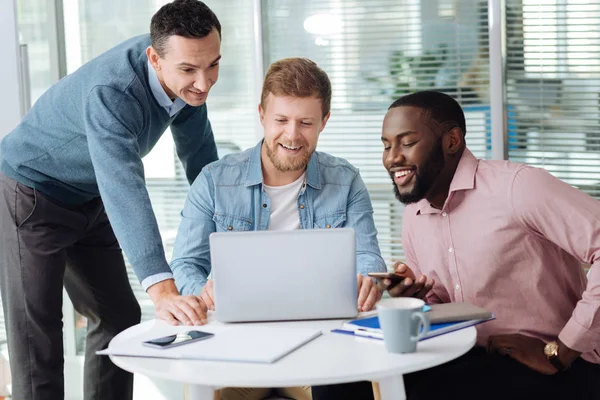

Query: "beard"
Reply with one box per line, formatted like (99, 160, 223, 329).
(392, 138, 445, 205)
(265, 141, 311, 172)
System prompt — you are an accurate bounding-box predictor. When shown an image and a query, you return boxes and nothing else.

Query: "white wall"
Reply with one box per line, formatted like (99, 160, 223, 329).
(0, 0, 24, 139)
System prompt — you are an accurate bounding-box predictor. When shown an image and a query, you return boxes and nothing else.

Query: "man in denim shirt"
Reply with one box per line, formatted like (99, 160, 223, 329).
(170, 57, 386, 400)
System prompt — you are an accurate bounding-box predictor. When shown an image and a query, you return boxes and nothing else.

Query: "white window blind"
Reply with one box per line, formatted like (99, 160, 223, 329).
(506, 0, 600, 199)
(262, 0, 491, 266)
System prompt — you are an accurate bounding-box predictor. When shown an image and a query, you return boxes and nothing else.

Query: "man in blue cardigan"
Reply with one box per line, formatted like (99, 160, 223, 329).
(0, 1, 220, 398)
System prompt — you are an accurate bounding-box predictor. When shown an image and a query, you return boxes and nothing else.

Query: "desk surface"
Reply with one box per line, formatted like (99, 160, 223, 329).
(108, 316, 476, 389)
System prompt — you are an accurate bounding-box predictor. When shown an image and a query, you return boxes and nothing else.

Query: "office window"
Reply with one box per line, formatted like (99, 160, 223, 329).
(0, 0, 58, 359)
(15, 0, 55, 103)
(262, 0, 491, 264)
(506, 0, 600, 199)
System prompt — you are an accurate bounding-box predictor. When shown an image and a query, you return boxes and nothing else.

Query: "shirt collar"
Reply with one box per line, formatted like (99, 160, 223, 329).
(414, 148, 479, 215)
(147, 60, 187, 117)
(245, 140, 322, 189)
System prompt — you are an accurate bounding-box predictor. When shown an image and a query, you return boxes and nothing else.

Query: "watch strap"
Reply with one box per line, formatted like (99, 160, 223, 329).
(548, 353, 568, 371)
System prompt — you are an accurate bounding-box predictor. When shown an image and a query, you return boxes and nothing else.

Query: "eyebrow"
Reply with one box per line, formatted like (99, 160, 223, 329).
(381, 130, 418, 141)
(176, 55, 222, 69)
(274, 114, 316, 120)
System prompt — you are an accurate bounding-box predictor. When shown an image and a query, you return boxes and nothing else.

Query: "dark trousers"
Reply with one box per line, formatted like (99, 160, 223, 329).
(0, 173, 141, 400)
(312, 347, 600, 400)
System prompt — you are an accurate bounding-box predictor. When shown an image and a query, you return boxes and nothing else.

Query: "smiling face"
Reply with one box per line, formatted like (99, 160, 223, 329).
(146, 29, 221, 107)
(382, 106, 447, 205)
(259, 93, 330, 182)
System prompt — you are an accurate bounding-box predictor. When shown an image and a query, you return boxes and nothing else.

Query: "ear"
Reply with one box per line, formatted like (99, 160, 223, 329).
(146, 46, 161, 70)
(445, 127, 464, 155)
(258, 103, 265, 126)
(319, 111, 331, 134)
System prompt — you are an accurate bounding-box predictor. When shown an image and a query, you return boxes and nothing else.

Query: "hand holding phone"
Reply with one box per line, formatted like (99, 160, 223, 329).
(142, 330, 214, 349)
(373, 262, 435, 300)
(368, 272, 407, 283)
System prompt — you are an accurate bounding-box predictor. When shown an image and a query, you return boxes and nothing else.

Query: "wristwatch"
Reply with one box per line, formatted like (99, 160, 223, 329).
(543, 340, 568, 371)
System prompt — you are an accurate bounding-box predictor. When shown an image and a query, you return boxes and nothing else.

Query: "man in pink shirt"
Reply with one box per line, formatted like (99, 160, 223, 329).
(312, 91, 599, 400)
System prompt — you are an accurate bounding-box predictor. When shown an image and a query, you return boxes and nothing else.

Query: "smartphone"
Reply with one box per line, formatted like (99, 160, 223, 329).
(368, 272, 406, 283)
(142, 330, 214, 349)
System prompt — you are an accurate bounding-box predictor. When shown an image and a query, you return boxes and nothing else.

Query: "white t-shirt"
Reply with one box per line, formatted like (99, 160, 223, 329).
(263, 173, 306, 231)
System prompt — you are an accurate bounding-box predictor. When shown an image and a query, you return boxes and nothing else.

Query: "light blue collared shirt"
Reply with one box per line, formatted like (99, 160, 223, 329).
(147, 61, 187, 117)
(170, 140, 387, 296)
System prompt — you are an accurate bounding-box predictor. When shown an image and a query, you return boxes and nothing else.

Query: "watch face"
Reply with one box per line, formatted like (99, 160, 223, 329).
(544, 341, 559, 357)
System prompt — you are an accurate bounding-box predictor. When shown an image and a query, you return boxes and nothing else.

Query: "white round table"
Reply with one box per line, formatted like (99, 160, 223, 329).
(108, 317, 476, 400)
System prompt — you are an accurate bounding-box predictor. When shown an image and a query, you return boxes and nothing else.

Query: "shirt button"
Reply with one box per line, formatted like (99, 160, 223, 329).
(448, 247, 454, 253)
(442, 212, 447, 217)
(228, 226, 233, 231)
(300, 204, 305, 209)
(262, 203, 267, 208)
(455, 284, 461, 291)
(326, 224, 331, 228)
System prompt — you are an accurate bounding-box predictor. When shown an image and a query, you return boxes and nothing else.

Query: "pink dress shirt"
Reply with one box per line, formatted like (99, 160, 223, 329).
(402, 149, 600, 363)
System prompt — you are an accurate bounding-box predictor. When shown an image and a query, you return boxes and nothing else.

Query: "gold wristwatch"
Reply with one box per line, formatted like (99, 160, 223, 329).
(543, 340, 568, 371)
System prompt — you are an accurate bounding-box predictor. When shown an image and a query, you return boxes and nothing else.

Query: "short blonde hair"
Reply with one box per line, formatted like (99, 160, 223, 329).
(260, 58, 332, 118)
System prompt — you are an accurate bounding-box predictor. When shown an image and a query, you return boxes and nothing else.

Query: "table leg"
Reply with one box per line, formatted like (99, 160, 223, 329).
(186, 384, 216, 400)
(377, 375, 406, 400)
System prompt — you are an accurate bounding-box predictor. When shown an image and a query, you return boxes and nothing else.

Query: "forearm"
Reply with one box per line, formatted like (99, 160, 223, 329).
(98, 179, 171, 281)
(169, 172, 216, 296)
(171, 259, 209, 296)
(356, 252, 386, 275)
(346, 175, 386, 275)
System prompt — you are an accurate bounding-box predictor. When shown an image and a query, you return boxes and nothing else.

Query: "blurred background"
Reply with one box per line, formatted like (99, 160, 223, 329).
(2, 0, 599, 398)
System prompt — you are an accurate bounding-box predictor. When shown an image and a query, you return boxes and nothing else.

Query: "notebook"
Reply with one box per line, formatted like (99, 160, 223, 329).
(425, 302, 493, 323)
(97, 325, 322, 364)
(334, 302, 494, 341)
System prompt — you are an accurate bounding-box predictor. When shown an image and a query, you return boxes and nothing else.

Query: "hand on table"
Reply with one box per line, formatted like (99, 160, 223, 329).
(357, 273, 382, 312)
(199, 279, 215, 311)
(147, 279, 208, 326)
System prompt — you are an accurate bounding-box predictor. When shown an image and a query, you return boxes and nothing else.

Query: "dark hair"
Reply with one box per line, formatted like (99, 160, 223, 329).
(261, 58, 332, 118)
(389, 91, 467, 136)
(150, 0, 221, 57)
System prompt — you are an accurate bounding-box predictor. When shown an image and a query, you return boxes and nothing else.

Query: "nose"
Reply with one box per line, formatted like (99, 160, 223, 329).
(384, 145, 405, 167)
(284, 122, 301, 140)
(193, 71, 212, 93)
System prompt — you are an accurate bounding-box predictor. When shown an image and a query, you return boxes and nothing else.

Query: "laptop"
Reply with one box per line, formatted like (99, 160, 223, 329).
(210, 228, 358, 322)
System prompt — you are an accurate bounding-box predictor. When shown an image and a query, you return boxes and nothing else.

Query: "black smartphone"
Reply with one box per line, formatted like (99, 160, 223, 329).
(368, 272, 406, 282)
(142, 330, 214, 349)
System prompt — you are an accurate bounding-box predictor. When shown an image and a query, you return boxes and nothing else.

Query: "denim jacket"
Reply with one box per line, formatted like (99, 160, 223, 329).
(170, 141, 386, 296)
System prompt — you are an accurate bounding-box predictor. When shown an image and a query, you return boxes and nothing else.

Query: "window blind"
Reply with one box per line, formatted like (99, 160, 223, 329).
(262, 0, 492, 265)
(505, 0, 600, 200)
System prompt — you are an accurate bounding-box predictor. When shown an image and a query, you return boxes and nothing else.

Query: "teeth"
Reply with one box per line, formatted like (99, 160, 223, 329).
(281, 144, 300, 150)
(395, 170, 412, 178)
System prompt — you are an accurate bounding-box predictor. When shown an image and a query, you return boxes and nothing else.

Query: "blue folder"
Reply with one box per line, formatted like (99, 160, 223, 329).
(332, 314, 494, 341)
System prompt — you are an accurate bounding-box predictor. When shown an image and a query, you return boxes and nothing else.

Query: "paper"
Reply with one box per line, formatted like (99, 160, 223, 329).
(98, 325, 322, 364)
